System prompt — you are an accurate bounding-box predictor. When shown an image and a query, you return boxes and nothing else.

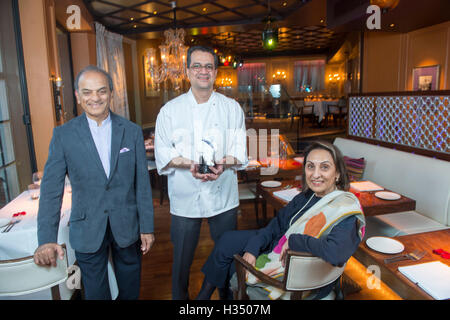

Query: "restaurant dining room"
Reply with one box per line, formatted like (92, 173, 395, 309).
(0, 0, 449, 306)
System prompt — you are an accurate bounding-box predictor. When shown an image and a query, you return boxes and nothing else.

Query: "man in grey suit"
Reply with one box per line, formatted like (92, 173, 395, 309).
(33, 66, 155, 300)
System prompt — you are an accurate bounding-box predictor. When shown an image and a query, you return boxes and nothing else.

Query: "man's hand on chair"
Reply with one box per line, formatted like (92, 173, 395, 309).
(33, 243, 64, 267)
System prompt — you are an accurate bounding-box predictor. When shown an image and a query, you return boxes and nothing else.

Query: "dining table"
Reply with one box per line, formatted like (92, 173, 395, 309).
(256, 179, 416, 223)
(244, 158, 303, 181)
(354, 229, 450, 300)
(303, 98, 340, 123)
(0, 188, 119, 300)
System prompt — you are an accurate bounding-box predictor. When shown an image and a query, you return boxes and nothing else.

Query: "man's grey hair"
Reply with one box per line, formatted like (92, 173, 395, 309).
(74, 65, 114, 91)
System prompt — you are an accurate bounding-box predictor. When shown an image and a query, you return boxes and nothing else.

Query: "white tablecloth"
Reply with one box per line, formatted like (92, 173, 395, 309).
(304, 99, 339, 122)
(0, 190, 118, 300)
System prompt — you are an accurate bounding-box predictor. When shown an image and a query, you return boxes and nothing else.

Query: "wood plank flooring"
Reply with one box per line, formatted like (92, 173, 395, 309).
(139, 196, 260, 300)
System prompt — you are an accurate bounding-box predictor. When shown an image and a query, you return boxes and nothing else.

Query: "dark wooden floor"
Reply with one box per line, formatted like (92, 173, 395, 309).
(139, 195, 263, 300)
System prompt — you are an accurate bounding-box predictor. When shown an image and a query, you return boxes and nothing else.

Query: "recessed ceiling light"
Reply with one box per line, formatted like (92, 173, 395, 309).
(153, 11, 157, 15)
(133, 25, 137, 28)
(130, 17, 134, 21)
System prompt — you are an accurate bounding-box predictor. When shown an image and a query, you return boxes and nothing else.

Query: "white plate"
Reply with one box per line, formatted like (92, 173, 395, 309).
(0, 218, 10, 228)
(293, 157, 304, 164)
(366, 236, 405, 254)
(261, 180, 282, 188)
(375, 191, 401, 201)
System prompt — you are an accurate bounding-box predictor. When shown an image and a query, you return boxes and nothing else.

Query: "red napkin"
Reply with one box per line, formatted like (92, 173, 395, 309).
(433, 249, 450, 259)
(12, 211, 26, 218)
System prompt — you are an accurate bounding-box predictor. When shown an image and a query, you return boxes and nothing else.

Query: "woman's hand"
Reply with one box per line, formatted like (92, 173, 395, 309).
(243, 252, 256, 277)
(243, 252, 256, 266)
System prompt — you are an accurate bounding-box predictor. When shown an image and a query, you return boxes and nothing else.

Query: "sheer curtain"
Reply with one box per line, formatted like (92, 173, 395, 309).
(95, 22, 129, 119)
(294, 60, 325, 92)
(238, 63, 266, 93)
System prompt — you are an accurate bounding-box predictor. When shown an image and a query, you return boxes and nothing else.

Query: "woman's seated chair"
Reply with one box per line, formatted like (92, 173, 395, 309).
(232, 250, 346, 300)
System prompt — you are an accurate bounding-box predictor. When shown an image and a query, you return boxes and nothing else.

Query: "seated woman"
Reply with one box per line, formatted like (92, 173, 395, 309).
(196, 141, 365, 300)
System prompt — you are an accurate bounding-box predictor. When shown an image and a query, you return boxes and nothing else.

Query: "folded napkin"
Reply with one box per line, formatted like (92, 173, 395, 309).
(248, 160, 261, 167)
(398, 261, 450, 300)
(273, 188, 301, 202)
(350, 181, 384, 192)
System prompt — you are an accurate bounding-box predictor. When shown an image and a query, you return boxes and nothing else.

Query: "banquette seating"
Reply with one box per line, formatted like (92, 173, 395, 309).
(334, 137, 450, 239)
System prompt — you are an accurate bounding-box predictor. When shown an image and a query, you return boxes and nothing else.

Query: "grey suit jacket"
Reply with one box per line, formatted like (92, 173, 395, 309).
(37, 112, 154, 253)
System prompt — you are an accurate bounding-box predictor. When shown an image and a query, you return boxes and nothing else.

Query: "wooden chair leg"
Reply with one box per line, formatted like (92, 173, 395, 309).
(291, 291, 305, 300)
(261, 199, 267, 226)
(253, 197, 259, 226)
(234, 258, 249, 300)
(51, 285, 61, 300)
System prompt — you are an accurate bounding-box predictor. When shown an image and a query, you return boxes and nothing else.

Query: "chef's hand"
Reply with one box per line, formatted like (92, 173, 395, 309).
(190, 163, 209, 182)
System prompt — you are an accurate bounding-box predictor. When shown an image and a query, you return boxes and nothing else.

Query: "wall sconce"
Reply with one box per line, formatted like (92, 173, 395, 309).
(216, 77, 233, 87)
(272, 70, 286, 81)
(328, 73, 342, 83)
(51, 76, 63, 121)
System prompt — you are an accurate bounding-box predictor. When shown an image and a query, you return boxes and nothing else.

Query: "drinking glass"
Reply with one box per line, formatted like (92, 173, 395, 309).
(32, 172, 43, 186)
(28, 184, 40, 200)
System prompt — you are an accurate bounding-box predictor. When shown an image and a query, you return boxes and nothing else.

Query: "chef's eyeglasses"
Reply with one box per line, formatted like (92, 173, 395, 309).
(189, 63, 215, 72)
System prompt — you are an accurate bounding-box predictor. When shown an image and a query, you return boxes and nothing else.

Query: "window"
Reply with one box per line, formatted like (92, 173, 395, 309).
(0, 0, 34, 207)
(294, 60, 325, 92)
(0, 53, 20, 206)
(237, 63, 266, 93)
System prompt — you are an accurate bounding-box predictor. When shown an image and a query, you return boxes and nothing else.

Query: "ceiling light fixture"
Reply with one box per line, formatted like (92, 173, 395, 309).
(261, 0, 278, 50)
(145, 1, 188, 91)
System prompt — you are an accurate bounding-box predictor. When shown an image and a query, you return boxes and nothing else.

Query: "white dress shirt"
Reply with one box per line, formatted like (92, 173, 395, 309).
(87, 113, 112, 178)
(155, 89, 248, 218)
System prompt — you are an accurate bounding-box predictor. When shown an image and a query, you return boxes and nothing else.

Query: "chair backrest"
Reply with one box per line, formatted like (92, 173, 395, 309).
(303, 105, 314, 114)
(0, 247, 68, 297)
(284, 255, 345, 291)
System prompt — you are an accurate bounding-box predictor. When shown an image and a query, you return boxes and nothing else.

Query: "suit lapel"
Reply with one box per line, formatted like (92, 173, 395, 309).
(76, 114, 108, 181)
(108, 112, 124, 183)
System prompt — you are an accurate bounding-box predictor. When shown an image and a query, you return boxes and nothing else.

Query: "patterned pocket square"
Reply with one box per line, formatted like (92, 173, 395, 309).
(120, 147, 130, 153)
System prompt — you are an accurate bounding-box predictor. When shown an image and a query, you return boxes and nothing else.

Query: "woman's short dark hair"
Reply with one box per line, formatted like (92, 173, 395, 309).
(301, 140, 350, 193)
(74, 65, 114, 92)
(186, 46, 218, 69)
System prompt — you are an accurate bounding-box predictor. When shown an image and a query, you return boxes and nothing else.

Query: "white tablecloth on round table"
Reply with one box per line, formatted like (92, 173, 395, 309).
(0, 190, 118, 300)
(304, 99, 339, 122)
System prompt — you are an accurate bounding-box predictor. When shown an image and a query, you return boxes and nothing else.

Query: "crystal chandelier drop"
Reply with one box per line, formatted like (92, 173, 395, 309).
(145, 2, 188, 91)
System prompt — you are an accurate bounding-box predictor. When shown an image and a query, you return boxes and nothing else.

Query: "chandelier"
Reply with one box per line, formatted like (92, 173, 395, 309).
(144, 2, 188, 91)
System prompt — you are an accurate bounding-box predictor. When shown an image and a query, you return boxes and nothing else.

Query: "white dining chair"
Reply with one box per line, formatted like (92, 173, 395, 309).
(238, 181, 263, 225)
(0, 244, 69, 299)
(233, 250, 346, 300)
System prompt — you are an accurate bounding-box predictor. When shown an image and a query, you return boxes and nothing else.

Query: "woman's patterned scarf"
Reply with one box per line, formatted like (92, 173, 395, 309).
(246, 190, 365, 299)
